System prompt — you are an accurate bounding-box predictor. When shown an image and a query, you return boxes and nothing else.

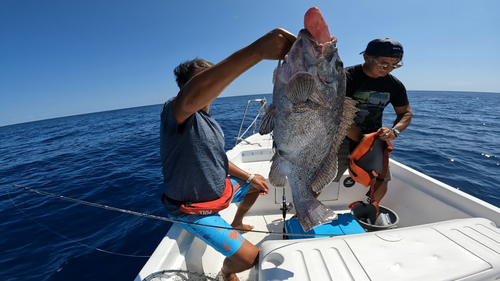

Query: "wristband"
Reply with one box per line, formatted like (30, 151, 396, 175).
(245, 174, 255, 184)
(391, 128, 401, 138)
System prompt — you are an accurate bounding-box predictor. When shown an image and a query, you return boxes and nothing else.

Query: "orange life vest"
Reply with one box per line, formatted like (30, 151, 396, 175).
(162, 177, 234, 215)
(348, 130, 393, 217)
(348, 130, 393, 189)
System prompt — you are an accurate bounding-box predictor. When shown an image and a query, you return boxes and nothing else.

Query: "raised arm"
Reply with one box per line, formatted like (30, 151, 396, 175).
(172, 28, 296, 125)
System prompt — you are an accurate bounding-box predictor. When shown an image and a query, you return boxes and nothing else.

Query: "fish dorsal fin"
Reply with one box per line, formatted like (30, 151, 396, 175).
(334, 97, 359, 154)
(310, 97, 358, 193)
(308, 88, 331, 108)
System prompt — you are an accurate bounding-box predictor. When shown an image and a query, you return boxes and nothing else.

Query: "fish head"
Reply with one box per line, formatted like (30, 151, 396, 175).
(299, 29, 342, 83)
(276, 28, 344, 105)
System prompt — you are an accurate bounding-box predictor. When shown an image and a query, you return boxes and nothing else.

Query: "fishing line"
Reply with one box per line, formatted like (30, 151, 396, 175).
(9, 188, 219, 280)
(10, 184, 341, 254)
(7, 186, 153, 258)
(143, 269, 220, 281)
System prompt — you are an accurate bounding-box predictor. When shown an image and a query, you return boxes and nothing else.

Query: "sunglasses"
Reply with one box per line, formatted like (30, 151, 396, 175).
(370, 57, 403, 70)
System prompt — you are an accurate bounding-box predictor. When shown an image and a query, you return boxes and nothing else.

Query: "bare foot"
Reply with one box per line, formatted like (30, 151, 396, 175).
(220, 270, 240, 281)
(231, 224, 254, 234)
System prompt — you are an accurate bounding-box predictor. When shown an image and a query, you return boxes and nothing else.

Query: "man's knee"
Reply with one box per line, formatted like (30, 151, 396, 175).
(227, 240, 259, 271)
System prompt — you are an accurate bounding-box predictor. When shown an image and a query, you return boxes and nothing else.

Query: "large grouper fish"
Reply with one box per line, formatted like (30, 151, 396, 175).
(259, 7, 358, 232)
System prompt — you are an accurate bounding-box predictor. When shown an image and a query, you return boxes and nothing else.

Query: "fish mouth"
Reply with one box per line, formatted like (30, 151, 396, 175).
(300, 28, 337, 46)
(299, 29, 338, 63)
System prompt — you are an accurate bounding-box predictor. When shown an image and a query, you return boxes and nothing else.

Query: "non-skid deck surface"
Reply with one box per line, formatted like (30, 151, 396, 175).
(218, 207, 357, 280)
(259, 217, 500, 281)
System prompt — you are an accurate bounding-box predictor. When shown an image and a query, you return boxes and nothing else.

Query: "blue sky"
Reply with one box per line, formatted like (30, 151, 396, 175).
(1, 0, 499, 127)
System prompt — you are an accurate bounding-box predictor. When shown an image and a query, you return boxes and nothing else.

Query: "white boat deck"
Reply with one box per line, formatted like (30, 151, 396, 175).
(136, 204, 301, 281)
(259, 217, 500, 281)
(136, 132, 500, 281)
(137, 205, 500, 281)
(222, 205, 356, 280)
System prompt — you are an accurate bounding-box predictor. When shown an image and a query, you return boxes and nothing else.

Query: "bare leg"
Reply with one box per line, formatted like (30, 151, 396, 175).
(374, 181, 388, 203)
(231, 187, 259, 232)
(221, 240, 259, 281)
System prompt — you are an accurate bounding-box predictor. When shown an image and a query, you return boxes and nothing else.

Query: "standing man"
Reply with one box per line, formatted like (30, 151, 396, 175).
(160, 28, 296, 281)
(334, 38, 413, 203)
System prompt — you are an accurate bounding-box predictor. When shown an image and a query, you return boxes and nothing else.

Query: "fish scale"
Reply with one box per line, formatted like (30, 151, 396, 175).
(259, 7, 358, 231)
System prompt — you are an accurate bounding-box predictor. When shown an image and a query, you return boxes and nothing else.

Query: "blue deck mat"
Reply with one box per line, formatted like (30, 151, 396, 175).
(285, 213, 366, 239)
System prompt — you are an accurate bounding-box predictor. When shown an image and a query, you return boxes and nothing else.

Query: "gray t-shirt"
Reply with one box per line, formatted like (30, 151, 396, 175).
(160, 98, 228, 217)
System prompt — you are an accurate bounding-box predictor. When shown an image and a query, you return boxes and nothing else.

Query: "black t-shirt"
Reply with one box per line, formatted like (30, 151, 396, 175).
(346, 64, 409, 133)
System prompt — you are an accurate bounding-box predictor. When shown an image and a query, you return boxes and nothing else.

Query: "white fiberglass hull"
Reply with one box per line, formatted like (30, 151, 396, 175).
(136, 132, 500, 281)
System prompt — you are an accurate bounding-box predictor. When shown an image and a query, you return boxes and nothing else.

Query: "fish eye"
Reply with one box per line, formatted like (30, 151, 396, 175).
(335, 60, 343, 70)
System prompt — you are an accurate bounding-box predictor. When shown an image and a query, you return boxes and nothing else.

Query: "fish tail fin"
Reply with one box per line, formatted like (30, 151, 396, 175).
(295, 198, 337, 232)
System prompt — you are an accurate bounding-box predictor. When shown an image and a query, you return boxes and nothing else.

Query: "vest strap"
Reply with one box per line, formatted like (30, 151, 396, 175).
(162, 177, 234, 215)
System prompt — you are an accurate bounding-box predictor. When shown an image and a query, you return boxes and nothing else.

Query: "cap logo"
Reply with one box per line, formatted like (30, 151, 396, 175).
(361, 38, 403, 58)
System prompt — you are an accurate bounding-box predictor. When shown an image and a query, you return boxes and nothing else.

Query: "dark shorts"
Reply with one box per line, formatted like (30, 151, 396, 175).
(166, 177, 252, 257)
(334, 139, 392, 183)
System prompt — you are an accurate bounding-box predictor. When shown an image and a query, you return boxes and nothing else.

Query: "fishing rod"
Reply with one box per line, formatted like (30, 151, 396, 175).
(7, 187, 152, 258)
(11, 184, 338, 238)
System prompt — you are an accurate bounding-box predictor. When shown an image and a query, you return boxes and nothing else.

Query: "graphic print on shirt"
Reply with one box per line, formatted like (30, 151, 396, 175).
(353, 90, 390, 133)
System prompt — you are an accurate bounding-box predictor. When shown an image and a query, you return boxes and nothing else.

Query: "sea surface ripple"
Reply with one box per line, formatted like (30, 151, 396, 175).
(0, 91, 499, 280)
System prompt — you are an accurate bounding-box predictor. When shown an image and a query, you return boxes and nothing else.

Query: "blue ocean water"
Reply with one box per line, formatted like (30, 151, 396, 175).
(0, 91, 499, 280)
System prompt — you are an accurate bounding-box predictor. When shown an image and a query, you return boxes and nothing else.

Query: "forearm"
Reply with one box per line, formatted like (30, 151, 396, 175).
(228, 161, 269, 194)
(175, 28, 295, 117)
(392, 108, 413, 132)
(228, 161, 252, 181)
(176, 46, 262, 114)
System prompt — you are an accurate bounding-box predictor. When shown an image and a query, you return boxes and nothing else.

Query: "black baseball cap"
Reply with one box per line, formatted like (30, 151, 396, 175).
(360, 38, 404, 59)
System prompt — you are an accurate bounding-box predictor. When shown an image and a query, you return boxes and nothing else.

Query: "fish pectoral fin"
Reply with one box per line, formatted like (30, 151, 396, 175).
(259, 104, 276, 135)
(308, 89, 331, 108)
(269, 154, 288, 187)
(284, 72, 316, 103)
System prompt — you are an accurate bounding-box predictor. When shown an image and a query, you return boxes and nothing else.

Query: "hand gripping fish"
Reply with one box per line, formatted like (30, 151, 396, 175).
(259, 7, 358, 232)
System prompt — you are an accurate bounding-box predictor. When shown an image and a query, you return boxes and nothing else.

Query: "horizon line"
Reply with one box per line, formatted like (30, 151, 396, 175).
(1, 89, 499, 128)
